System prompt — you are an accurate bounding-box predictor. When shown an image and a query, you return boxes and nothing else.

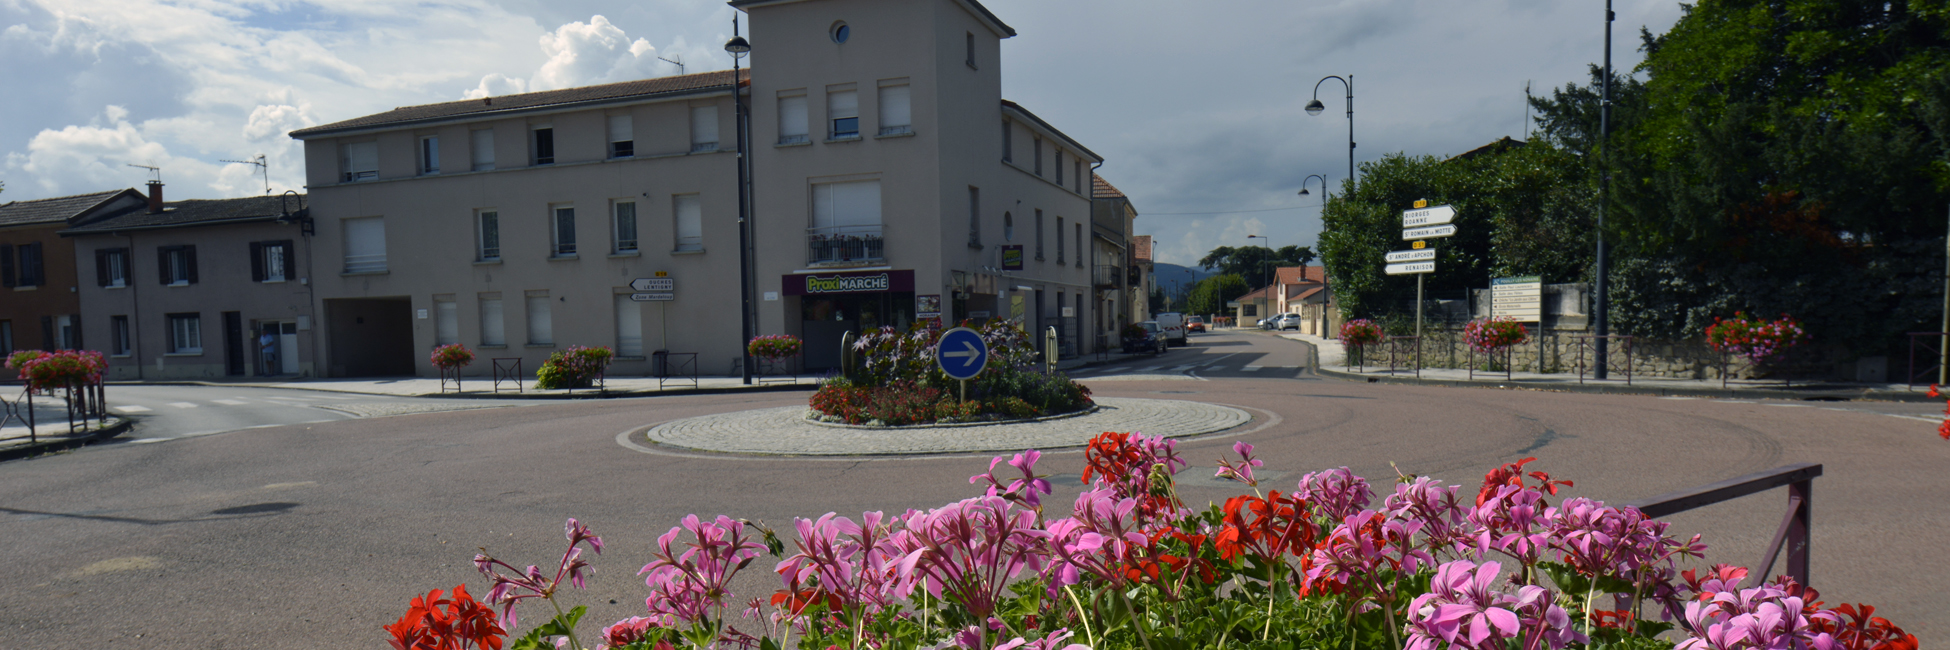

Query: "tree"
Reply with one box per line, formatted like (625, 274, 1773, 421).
(1185, 274, 1248, 316)
(1196, 245, 1316, 286)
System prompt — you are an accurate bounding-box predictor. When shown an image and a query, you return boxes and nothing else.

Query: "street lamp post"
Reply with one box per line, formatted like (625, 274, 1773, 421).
(726, 22, 754, 384)
(1595, 1, 1614, 379)
(1248, 234, 1269, 321)
(1305, 76, 1356, 185)
(1298, 174, 1329, 201)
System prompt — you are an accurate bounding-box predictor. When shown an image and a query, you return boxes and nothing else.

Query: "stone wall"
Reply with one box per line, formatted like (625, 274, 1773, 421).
(1352, 326, 1878, 381)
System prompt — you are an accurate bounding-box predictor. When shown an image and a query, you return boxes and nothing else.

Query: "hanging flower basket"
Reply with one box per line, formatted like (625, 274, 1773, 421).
(11, 350, 107, 392)
(429, 344, 476, 370)
(1706, 312, 1808, 365)
(1463, 317, 1529, 353)
(747, 334, 803, 360)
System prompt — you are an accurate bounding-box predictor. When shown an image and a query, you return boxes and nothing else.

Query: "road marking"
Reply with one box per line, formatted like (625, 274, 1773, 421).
(114, 405, 153, 413)
(1139, 366, 1164, 372)
(1660, 397, 1696, 400)
(265, 397, 315, 402)
(1241, 365, 1262, 371)
(1885, 414, 1941, 423)
(1766, 404, 1811, 408)
(1170, 365, 1195, 372)
(166, 402, 199, 409)
(306, 395, 354, 400)
(128, 438, 169, 444)
(212, 399, 250, 406)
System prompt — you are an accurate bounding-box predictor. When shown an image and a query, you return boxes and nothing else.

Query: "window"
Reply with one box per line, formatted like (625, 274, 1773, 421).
(344, 217, 386, 273)
(525, 291, 552, 345)
(551, 205, 577, 257)
(878, 82, 911, 135)
(1035, 210, 1045, 260)
(967, 187, 981, 246)
(14, 242, 43, 287)
(1056, 217, 1065, 264)
(1001, 121, 1012, 162)
(778, 94, 809, 144)
(479, 294, 506, 346)
(831, 21, 850, 43)
(0, 246, 12, 287)
(613, 201, 638, 252)
(614, 294, 644, 357)
(809, 181, 881, 263)
(167, 313, 202, 353)
(419, 135, 440, 175)
(965, 32, 976, 68)
(251, 240, 294, 282)
(691, 106, 718, 152)
(609, 114, 634, 158)
(0, 321, 10, 352)
(674, 194, 703, 251)
(477, 210, 500, 260)
(340, 141, 377, 182)
(96, 248, 129, 288)
(1004, 212, 1013, 241)
(434, 296, 458, 346)
(471, 129, 495, 171)
(1034, 138, 1043, 176)
(158, 245, 197, 285)
(1076, 222, 1084, 267)
(110, 316, 130, 355)
(1056, 150, 1064, 185)
(828, 89, 859, 139)
(532, 126, 555, 165)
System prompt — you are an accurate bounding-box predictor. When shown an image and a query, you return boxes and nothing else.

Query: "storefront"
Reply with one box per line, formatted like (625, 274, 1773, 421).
(785, 269, 917, 371)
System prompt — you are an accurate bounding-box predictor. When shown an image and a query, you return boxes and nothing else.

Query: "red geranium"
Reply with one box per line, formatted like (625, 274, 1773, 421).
(384, 584, 506, 650)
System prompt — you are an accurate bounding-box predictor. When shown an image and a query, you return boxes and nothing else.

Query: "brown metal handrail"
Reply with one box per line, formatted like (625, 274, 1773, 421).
(1906, 332, 1949, 390)
(1386, 335, 1421, 378)
(1574, 335, 1634, 385)
(1626, 463, 1820, 588)
(1468, 344, 1514, 381)
(1, 382, 35, 444)
(492, 358, 524, 393)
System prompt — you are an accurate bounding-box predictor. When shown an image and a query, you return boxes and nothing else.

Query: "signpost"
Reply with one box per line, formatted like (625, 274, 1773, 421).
(1391, 201, 1458, 344)
(1384, 249, 1436, 263)
(632, 274, 676, 349)
(1402, 224, 1458, 240)
(1491, 276, 1543, 322)
(630, 278, 675, 292)
(1385, 261, 1436, 275)
(936, 327, 990, 403)
(1400, 205, 1457, 227)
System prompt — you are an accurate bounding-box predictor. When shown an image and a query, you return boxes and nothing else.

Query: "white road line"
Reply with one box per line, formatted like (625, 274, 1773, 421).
(1660, 397, 1696, 400)
(1170, 365, 1195, 372)
(265, 397, 315, 402)
(166, 402, 199, 409)
(1766, 404, 1811, 408)
(305, 395, 354, 400)
(212, 399, 250, 406)
(114, 405, 153, 413)
(1886, 414, 1942, 423)
(128, 438, 169, 444)
(1139, 366, 1164, 372)
(1241, 366, 1263, 372)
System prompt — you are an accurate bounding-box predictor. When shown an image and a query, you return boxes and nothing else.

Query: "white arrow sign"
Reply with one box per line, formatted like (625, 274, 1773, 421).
(1385, 261, 1436, 275)
(943, 341, 980, 360)
(1403, 224, 1458, 241)
(630, 292, 675, 302)
(1401, 205, 1457, 227)
(1385, 249, 1437, 263)
(631, 277, 675, 292)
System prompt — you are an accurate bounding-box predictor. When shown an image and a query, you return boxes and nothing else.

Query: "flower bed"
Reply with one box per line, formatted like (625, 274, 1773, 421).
(536, 346, 613, 390)
(6, 349, 107, 392)
(391, 442, 1914, 650)
(807, 320, 1091, 426)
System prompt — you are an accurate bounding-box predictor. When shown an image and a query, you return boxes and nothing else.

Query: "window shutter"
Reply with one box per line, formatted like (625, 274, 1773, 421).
(70, 313, 81, 350)
(40, 316, 54, 350)
(96, 249, 110, 287)
(21, 243, 40, 286)
(185, 246, 199, 284)
(158, 246, 172, 285)
(280, 241, 296, 279)
(250, 242, 265, 282)
(0, 245, 12, 287)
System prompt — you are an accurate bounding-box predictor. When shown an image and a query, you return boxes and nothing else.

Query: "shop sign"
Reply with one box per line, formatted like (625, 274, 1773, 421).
(916, 294, 942, 319)
(784, 269, 915, 296)
(1001, 245, 1024, 270)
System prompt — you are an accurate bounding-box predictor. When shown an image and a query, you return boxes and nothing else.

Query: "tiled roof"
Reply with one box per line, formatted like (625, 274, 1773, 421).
(1091, 174, 1125, 199)
(1000, 100, 1102, 163)
(1275, 265, 1327, 285)
(1235, 285, 1279, 302)
(0, 189, 138, 228)
(64, 194, 305, 235)
(1132, 235, 1153, 262)
(1449, 136, 1526, 162)
(290, 70, 743, 138)
(1287, 286, 1325, 302)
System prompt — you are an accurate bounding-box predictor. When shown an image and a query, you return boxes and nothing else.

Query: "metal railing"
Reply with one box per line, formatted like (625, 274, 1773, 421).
(1469, 344, 1514, 381)
(756, 354, 799, 385)
(439, 366, 463, 394)
(1906, 332, 1949, 390)
(492, 358, 524, 393)
(1386, 335, 1421, 378)
(343, 253, 387, 274)
(654, 351, 699, 390)
(1092, 265, 1122, 288)
(1573, 335, 1634, 385)
(806, 226, 884, 264)
(1, 382, 36, 445)
(1626, 463, 1819, 589)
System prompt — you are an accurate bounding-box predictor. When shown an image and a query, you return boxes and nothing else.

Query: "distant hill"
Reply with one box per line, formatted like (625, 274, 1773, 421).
(1151, 262, 1217, 290)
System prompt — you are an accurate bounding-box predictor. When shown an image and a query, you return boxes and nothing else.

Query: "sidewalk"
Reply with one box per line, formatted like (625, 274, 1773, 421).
(1273, 331, 1941, 403)
(112, 354, 1134, 399)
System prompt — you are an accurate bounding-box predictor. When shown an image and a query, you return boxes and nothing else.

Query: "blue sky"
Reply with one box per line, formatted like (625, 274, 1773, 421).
(0, 0, 1686, 267)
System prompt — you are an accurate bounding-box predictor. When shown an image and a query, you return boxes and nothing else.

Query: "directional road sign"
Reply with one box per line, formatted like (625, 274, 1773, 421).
(1385, 261, 1436, 275)
(1403, 224, 1458, 241)
(1491, 276, 1542, 322)
(630, 292, 675, 302)
(936, 327, 990, 380)
(1385, 249, 1436, 263)
(1401, 205, 1457, 227)
(631, 277, 675, 292)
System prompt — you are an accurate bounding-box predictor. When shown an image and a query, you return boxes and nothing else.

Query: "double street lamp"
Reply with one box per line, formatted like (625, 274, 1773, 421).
(726, 23, 754, 384)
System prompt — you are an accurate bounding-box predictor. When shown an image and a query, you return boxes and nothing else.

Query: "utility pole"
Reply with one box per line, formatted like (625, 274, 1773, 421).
(1941, 203, 1948, 384)
(1594, 0, 1615, 379)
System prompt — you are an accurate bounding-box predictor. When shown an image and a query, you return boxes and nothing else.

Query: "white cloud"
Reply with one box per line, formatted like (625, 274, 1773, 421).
(6, 105, 211, 195)
(468, 15, 681, 97)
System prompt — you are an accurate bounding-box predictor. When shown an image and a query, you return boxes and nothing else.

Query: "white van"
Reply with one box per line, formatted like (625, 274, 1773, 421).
(1154, 312, 1188, 347)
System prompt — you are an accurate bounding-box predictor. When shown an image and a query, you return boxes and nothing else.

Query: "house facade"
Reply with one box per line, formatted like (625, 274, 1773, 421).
(63, 187, 318, 380)
(0, 189, 145, 376)
(1089, 173, 1138, 350)
(290, 0, 1105, 376)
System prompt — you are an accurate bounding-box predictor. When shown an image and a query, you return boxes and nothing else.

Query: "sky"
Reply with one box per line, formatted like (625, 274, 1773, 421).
(0, 0, 1688, 267)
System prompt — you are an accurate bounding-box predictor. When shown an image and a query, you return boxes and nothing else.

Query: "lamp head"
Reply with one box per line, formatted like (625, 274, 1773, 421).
(1304, 99, 1325, 116)
(725, 36, 751, 57)
(1298, 188, 1310, 196)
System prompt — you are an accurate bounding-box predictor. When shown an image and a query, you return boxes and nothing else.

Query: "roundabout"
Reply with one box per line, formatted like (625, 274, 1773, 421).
(637, 397, 1254, 456)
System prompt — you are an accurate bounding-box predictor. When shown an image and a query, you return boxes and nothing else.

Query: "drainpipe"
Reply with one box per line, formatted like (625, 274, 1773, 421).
(125, 232, 144, 380)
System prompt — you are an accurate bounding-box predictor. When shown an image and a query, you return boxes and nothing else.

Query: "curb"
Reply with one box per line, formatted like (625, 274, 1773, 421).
(0, 417, 133, 462)
(108, 380, 821, 400)
(1310, 365, 1941, 403)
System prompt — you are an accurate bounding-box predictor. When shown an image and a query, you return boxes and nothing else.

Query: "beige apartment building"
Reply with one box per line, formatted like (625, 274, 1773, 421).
(291, 0, 1106, 377)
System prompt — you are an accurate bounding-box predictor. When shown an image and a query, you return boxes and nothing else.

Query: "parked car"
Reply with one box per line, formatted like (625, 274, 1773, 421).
(1276, 313, 1303, 330)
(1186, 315, 1206, 333)
(1154, 312, 1189, 347)
(1258, 316, 1276, 330)
(1135, 321, 1168, 355)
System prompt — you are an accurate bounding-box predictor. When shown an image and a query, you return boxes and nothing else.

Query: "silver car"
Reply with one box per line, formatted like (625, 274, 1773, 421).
(1276, 313, 1303, 330)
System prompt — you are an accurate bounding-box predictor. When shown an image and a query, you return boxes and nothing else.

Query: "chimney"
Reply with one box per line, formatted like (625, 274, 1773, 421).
(146, 181, 164, 214)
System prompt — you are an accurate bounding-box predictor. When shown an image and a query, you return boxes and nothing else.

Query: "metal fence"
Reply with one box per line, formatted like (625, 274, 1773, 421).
(1627, 463, 1819, 590)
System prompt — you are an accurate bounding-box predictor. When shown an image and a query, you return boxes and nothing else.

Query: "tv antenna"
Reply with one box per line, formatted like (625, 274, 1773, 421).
(1523, 80, 1532, 140)
(658, 53, 684, 74)
(126, 164, 161, 183)
(220, 154, 270, 194)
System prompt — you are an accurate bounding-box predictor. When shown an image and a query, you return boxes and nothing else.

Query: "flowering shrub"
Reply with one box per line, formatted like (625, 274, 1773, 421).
(383, 584, 506, 650)
(1462, 317, 1529, 353)
(810, 320, 1091, 424)
(398, 444, 1912, 650)
(1706, 312, 1809, 364)
(1339, 318, 1383, 347)
(13, 349, 107, 392)
(536, 346, 613, 390)
(1926, 385, 1950, 440)
(430, 344, 476, 371)
(748, 335, 803, 360)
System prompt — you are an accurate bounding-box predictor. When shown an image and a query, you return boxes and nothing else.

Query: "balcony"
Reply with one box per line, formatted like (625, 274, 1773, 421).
(807, 225, 884, 265)
(1093, 264, 1122, 288)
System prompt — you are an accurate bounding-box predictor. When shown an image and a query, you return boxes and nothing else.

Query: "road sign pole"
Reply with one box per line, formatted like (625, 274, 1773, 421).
(1416, 274, 1424, 342)
(960, 379, 967, 404)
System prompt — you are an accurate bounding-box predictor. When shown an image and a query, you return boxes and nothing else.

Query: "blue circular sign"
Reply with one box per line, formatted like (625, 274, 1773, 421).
(935, 327, 990, 380)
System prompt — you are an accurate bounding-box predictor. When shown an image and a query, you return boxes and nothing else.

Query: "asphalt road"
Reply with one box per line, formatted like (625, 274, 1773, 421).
(2, 330, 1945, 648)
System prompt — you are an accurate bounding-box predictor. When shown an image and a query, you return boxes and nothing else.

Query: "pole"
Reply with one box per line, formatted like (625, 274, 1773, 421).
(733, 16, 754, 385)
(1346, 74, 1355, 185)
(1415, 274, 1424, 343)
(1593, 0, 1614, 380)
(1940, 203, 1948, 384)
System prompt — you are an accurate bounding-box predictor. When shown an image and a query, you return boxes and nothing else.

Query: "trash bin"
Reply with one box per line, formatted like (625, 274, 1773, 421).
(652, 350, 668, 378)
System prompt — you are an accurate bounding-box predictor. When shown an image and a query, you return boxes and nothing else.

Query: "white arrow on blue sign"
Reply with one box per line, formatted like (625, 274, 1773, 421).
(936, 327, 990, 380)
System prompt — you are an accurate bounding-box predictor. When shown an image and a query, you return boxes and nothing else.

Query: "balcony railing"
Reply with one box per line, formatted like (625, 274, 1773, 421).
(1093, 264, 1122, 288)
(807, 225, 884, 264)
